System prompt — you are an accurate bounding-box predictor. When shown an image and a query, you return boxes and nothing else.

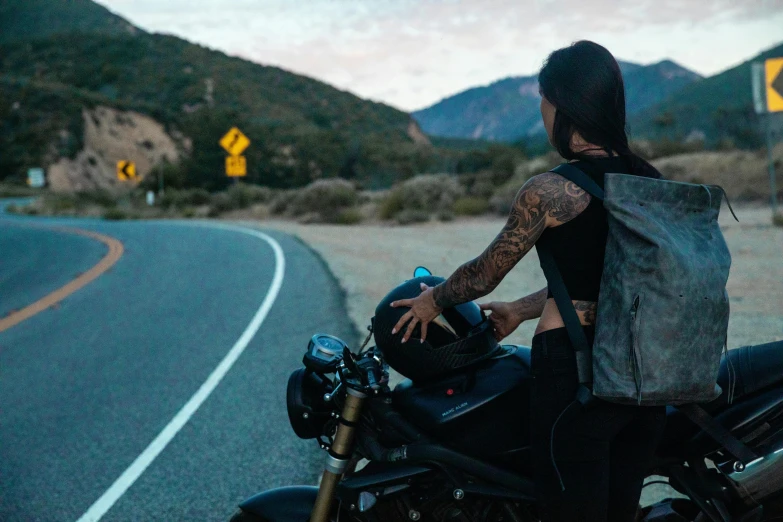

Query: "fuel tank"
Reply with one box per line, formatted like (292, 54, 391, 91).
(392, 345, 531, 466)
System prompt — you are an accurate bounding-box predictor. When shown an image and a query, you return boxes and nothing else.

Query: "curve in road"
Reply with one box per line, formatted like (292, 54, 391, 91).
(0, 211, 359, 521)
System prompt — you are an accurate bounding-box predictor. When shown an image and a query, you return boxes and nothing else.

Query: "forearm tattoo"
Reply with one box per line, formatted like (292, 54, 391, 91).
(433, 173, 591, 309)
(511, 287, 548, 322)
(574, 301, 597, 324)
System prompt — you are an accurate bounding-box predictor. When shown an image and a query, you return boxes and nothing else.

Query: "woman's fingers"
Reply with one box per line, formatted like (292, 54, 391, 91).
(479, 302, 494, 312)
(392, 310, 413, 335)
(390, 298, 414, 309)
(420, 320, 428, 343)
(402, 316, 419, 343)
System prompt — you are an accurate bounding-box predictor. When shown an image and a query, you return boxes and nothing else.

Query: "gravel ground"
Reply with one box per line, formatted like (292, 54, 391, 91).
(246, 203, 782, 350)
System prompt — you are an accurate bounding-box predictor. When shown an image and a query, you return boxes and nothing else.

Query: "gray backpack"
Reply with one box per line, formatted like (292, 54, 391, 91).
(537, 163, 736, 407)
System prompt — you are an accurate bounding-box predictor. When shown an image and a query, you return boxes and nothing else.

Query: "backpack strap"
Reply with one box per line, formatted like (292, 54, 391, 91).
(537, 243, 593, 386)
(550, 163, 606, 200)
(677, 403, 759, 466)
(535, 162, 603, 390)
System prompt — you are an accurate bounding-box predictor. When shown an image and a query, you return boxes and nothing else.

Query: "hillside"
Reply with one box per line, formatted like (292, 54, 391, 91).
(412, 60, 701, 142)
(0, 0, 139, 43)
(630, 42, 783, 148)
(0, 0, 448, 191)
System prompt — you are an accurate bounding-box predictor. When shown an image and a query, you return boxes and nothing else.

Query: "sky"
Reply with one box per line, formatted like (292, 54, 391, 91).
(98, 0, 783, 112)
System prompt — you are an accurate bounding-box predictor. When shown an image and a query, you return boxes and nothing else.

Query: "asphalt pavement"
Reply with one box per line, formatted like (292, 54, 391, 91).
(0, 207, 358, 521)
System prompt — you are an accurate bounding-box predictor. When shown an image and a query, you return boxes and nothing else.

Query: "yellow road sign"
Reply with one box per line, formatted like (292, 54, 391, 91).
(219, 127, 250, 156)
(117, 160, 136, 181)
(766, 57, 783, 113)
(226, 155, 247, 177)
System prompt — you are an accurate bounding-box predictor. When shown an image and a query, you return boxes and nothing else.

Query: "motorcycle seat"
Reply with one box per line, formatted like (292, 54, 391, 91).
(713, 340, 783, 407)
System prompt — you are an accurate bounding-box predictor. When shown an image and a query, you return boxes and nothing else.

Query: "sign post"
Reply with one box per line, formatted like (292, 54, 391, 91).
(220, 127, 250, 180)
(753, 58, 783, 215)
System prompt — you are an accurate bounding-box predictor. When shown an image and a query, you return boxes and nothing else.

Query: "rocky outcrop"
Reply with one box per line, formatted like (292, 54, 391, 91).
(47, 106, 179, 192)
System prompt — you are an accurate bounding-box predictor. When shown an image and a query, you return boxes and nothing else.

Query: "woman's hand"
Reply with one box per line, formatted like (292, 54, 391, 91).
(390, 283, 443, 343)
(479, 301, 523, 342)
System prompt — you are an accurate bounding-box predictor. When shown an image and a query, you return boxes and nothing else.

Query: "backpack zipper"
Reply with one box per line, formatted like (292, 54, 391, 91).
(630, 294, 643, 405)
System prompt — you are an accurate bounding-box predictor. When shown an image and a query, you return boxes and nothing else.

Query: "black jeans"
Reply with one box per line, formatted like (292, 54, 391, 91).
(531, 327, 667, 522)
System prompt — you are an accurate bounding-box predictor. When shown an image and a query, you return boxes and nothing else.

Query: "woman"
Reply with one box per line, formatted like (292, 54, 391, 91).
(390, 40, 667, 521)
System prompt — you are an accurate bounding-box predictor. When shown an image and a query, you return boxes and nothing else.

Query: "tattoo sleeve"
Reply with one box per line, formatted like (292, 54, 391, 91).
(432, 173, 591, 309)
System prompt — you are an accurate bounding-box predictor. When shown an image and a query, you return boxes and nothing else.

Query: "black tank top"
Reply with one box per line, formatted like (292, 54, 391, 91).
(536, 155, 633, 301)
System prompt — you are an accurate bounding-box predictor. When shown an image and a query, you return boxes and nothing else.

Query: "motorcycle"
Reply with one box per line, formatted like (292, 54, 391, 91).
(231, 270, 783, 522)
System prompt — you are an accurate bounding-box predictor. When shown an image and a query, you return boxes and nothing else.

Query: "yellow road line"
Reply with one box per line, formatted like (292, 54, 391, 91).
(0, 226, 124, 333)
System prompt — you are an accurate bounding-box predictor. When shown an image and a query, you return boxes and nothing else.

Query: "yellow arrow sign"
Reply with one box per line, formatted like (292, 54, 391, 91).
(766, 57, 783, 113)
(117, 160, 136, 181)
(220, 127, 250, 156)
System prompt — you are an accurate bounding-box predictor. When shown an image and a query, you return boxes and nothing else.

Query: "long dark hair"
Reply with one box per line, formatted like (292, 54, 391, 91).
(538, 40, 661, 178)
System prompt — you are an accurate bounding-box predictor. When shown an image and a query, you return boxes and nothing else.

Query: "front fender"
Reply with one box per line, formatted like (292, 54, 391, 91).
(238, 485, 318, 520)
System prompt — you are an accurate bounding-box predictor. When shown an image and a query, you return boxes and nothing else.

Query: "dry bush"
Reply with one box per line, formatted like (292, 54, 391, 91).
(378, 174, 464, 221)
(287, 178, 360, 223)
(395, 209, 431, 225)
(453, 196, 490, 216)
(226, 183, 273, 208)
(161, 188, 211, 208)
(488, 155, 561, 215)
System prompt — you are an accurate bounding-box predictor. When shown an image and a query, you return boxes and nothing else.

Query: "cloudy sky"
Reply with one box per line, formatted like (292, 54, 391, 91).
(99, 0, 783, 112)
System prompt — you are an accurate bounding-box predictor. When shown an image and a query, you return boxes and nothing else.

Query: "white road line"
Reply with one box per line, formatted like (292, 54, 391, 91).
(75, 225, 285, 522)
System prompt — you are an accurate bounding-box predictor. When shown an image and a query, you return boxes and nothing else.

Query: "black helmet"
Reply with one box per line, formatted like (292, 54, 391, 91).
(373, 275, 500, 382)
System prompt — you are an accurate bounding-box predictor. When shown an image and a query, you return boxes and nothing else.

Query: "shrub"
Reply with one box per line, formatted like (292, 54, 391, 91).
(774, 213, 783, 228)
(378, 188, 406, 220)
(287, 178, 359, 223)
(181, 207, 197, 218)
(226, 183, 273, 209)
(437, 210, 455, 222)
(489, 183, 521, 215)
(379, 174, 464, 220)
(45, 193, 80, 212)
(103, 207, 128, 220)
(334, 207, 363, 225)
(270, 190, 296, 215)
(78, 189, 118, 207)
(453, 196, 490, 216)
(396, 209, 431, 225)
(209, 192, 233, 215)
(0, 184, 36, 198)
(161, 188, 211, 208)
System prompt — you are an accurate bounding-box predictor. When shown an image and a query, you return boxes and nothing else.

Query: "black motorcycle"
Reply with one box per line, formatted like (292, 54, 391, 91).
(231, 281, 783, 521)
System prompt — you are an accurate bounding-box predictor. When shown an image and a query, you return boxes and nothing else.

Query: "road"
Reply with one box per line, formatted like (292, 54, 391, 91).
(0, 205, 358, 521)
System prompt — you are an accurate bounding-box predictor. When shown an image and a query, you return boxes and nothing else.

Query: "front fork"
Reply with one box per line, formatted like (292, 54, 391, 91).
(310, 387, 366, 522)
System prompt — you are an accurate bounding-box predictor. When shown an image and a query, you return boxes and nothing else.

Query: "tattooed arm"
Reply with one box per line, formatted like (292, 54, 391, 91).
(432, 172, 592, 309)
(391, 171, 591, 343)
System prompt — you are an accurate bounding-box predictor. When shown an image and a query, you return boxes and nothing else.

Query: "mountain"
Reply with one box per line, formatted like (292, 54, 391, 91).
(412, 60, 702, 142)
(0, 0, 140, 44)
(630, 42, 783, 148)
(0, 0, 435, 190)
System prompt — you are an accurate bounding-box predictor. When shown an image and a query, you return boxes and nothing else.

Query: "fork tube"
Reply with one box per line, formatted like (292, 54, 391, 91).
(310, 388, 366, 522)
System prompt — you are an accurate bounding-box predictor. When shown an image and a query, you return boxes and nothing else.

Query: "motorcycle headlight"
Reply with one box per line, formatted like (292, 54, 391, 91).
(286, 368, 334, 439)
